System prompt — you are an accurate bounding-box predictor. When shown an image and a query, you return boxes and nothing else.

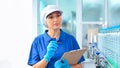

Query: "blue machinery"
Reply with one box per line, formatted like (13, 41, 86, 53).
(88, 25, 120, 68)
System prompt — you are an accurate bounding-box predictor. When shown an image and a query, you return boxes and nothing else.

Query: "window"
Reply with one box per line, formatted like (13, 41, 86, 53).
(82, 0, 105, 22)
(59, 0, 76, 37)
(108, 0, 120, 27)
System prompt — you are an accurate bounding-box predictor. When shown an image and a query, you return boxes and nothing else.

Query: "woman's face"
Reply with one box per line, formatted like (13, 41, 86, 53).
(46, 11, 62, 30)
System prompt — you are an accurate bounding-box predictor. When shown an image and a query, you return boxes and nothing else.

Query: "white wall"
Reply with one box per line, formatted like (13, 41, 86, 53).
(0, 0, 36, 68)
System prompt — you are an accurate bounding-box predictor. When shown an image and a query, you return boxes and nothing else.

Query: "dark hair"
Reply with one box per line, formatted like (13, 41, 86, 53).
(46, 11, 62, 18)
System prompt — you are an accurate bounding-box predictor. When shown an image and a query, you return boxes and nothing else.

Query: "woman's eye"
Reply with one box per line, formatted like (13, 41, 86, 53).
(57, 14, 61, 17)
(48, 16, 53, 19)
(47, 13, 61, 19)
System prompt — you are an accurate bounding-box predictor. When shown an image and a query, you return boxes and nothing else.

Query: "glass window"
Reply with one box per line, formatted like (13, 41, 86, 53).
(82, 0, 105, 22)
(108, 0, 120, 27)
(59, 0, 76, 37)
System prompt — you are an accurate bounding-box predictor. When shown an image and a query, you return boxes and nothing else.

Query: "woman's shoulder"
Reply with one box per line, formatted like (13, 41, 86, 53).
(62, 30, 75, 39)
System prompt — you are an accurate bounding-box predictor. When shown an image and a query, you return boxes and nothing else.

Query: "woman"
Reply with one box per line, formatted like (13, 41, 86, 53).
(28, 5, 85, 68)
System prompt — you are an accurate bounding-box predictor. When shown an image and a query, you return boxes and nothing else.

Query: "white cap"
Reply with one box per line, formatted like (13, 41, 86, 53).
(41, 5, 63, 27)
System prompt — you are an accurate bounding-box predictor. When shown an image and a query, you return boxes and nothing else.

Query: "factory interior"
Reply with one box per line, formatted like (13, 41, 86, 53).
(37, 0, 120, 68)
(0, 0, 120, 68)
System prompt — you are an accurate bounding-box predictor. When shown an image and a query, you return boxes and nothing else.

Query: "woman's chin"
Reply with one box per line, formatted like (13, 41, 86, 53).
(53, 26, 60, 29)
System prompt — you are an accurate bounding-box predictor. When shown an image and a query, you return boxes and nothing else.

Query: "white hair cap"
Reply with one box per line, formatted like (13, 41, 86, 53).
(41, 5, 63, 27)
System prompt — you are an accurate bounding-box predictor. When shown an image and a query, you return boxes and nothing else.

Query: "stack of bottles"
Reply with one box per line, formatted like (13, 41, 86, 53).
(98, 30, 120, 68)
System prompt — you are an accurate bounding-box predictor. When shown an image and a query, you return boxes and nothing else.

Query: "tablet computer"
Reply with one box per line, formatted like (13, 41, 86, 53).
(60, 48, 87, 65)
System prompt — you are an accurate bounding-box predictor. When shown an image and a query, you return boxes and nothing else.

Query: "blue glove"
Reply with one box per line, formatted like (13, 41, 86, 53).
(54, 58, 71, 68)
(44, 39, 58, 62)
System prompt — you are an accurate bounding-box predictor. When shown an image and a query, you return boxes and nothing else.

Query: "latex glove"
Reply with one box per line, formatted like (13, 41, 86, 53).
(44, 39, 58, 62)
(54, 58, 71, 68)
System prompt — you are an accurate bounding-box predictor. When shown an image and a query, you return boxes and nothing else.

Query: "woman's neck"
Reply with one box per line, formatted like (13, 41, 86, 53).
(47, 29, 60, 39)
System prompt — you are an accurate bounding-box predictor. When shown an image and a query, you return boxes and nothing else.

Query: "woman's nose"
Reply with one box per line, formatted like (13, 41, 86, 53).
(53, 17, 58, 21)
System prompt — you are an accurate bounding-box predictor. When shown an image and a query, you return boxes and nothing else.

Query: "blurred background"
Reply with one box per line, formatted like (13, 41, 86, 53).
(0, 0, 120, 68)
(38, 1, 120, 67)
(0, 0, 33, 68)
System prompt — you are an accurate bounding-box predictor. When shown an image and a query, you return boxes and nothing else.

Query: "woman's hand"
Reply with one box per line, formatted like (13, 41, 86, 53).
(44, 39, 58, 62)
(54, 58, 71, 68)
